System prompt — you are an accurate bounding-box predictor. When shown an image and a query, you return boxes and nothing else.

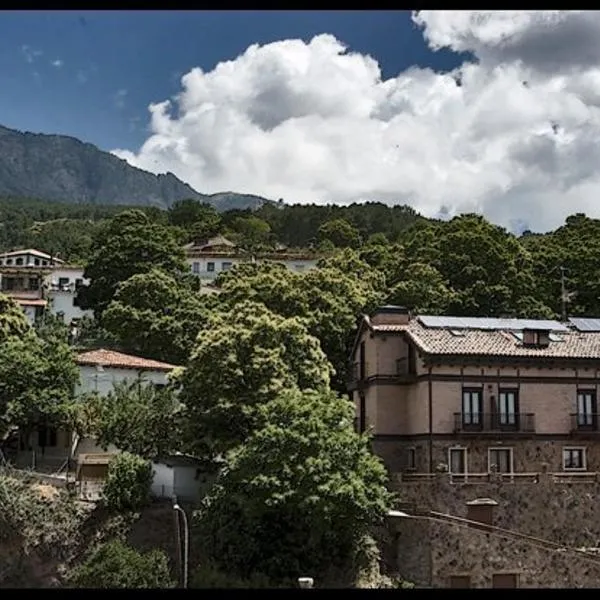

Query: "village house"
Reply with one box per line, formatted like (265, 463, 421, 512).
(0, 248, 92, 324)
(350, 306, 600, 587)
(184, 235, 320, 281)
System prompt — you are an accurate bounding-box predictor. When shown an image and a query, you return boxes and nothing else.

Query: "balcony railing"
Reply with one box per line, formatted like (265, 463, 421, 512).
(570, 413, 600, 434)
(346, 359, 416, 387)
(453, 412, 535, 434)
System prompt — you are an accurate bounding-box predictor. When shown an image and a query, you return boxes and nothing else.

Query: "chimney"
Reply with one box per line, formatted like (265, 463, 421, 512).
(370, 305, 411, 326)
(522, 329, 550, 348)
(466, 498, 498, 528)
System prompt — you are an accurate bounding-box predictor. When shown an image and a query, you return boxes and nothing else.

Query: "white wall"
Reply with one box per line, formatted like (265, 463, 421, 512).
(77, 365, 171, 396)
(47, 291, 93, 323)
(151, 463, 176, 499)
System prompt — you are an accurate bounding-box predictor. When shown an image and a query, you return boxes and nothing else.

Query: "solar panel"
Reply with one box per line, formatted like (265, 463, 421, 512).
(418, 315, 569, 332)
(569, 317, 600, 332)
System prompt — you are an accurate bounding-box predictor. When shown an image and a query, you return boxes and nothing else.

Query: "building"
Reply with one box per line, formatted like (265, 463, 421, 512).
(151, 453, 213, 503)
(348, 306, 600, 478)
(16, 348, 178, 470)
(0, 248, 92, 324)
(185, 236, 320, 281)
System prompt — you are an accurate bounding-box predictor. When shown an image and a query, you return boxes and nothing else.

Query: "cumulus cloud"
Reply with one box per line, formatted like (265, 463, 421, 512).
(113, 12, 600, 232)
(51, 59, 63, 68)
(21, 44, 43, 64)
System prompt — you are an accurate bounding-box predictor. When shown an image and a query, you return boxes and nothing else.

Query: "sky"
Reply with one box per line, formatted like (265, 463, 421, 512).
(2, 10, 600, 232)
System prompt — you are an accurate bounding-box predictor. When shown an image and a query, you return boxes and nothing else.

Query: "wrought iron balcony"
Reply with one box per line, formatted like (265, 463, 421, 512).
(570, 413, 600, 434)
(453, 412, 535, 434)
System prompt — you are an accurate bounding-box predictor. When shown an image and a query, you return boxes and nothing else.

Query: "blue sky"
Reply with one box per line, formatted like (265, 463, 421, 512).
(0, 10, 466, 151)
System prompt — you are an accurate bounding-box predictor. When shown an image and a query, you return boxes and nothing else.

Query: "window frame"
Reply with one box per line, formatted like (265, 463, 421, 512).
(576, 389, 597, 429)
(448, 446, 468, 474)
(496, 388, 519, 429)
(562, 446, 587, 471)
(487, 447, 514, 474)
(461, 387, 483, 430)
(206, 261, 215, 272)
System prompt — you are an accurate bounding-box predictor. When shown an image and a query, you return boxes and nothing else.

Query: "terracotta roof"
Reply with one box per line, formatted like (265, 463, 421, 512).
(15, 298, 47, 307)
(76, 348, 178, 371)
(367, 317, 600, 360)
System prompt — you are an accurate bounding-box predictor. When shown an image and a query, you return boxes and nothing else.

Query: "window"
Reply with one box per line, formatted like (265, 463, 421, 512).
(497, 389, 518, 427)
(42, 260, 48, 266)
(222, 261, 232, 271)
(488, 447, 513, 473)
(449, 447, 467, 474)
(192, 262, 200, 274)
(449, 575, 471, 589)
(75, 278, 83, 290)
(406, 447, 416, 470)
(207, 262, 215, 272)
(462, 389, 482, 428)
(34, 258, 40, 266)
(492, 573, 518, 588)
(6, 259, 12, 265)
(28, 277, 39, 291)
(56, 311, 65, 322)
(15, 257, 23, 266)
(58, 277, 70, 287)
(576, 390, 596, 428)
(563, 447, 586, 471)
(294, 264, 306, 271)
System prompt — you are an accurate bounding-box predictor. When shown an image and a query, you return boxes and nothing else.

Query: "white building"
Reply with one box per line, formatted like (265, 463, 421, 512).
(46, 265, 93, 324)
(151, 454, 211, 503)
(0, 248, 63, 268)
(185, 236, 320, 282)
(15, 348, 178, 468)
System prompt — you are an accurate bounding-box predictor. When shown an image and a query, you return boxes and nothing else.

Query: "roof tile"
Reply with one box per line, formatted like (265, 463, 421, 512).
(76, 348, 178, 371)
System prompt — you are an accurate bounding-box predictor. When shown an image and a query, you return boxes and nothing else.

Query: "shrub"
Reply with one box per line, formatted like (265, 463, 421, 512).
(103, 452, 152, 512)
(190, 561, 273, 588)
(69, 539, 174, 588)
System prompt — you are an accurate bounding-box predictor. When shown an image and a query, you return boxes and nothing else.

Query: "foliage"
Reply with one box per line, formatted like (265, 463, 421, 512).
(318, 218, 362, 249)
(75, 379, 184, 459)
(69, 540, 174, 589)
(178, 300, 331, 458)
(0, 297, 79, 440)
(190, 561, 273, 588)
(102, 268, 211, 364)
(72, 315, 121, 350)
(195, 387, 392, 585)
(78, 209, 188, 317)
(103, 453, 153, 513)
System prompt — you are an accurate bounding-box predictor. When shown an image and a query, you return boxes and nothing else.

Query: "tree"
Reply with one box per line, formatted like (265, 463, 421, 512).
(103, 452, 153, 512)
(195, 387, 392, 585)
(75, 379, 184, 459)
(102, 269, 212, 364)
(77, 209, 188, 318)
(318, 218, 362, 249)
(178, 301, 331, 459)
(168, 199, 221, 238)
(69, 540, 174, 588)
(0, 296, 79, 442)
(226, 216, 274, 250)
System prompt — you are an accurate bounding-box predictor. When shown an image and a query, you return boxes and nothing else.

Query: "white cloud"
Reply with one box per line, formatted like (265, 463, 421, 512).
(51, 59, 63, 68)
(113, 88, 128, 110)
(112, 13, 600, 232)
(21, 44, 43, 64)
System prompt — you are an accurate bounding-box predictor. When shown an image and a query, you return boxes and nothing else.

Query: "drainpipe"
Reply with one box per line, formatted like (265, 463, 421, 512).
(428, 367, 433, 473)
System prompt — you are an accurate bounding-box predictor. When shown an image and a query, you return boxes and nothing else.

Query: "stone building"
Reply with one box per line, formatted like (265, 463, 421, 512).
(348, 306, 600, 478)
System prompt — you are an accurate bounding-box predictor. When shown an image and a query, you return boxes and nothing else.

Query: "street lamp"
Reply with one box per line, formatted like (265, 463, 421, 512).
(387, 509, 410, 519)
(173, 501, 189, 589)
(298, 577, 314, 588)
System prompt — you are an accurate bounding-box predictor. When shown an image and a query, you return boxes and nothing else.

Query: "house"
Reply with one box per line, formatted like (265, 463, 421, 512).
(184, 235, 320, 281)
(151, 453, 214, 503)
(45, 265, 93, 324)
(16, 349, 178, 470)
(350, 306, 600, 587)
(348, 305, 600, 476)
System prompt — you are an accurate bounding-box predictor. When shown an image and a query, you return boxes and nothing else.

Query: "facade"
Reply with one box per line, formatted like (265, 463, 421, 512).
(151, 454, 212, 502)
(0, 248, 92, 324)
(348, 306, 600, 478)
(185, 236, 320, 281)
(17, 349, 178, 469)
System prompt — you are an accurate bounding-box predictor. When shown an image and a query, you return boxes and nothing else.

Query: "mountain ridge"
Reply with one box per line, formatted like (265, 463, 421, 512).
(0, 124, 274, 212)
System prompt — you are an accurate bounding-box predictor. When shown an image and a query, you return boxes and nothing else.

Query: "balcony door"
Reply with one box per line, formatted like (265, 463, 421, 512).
(577, 390, 597, 429)
(497, 390, 518, 429)
(462, 389, 482, 430)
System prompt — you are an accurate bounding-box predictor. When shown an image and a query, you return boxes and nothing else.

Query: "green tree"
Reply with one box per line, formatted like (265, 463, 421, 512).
(78, 209, 188, 318)
(0, 293, 32, 341)
(69, 540, 174, 588)
(76, 379, 184, 459)
(226, 215, 273, 250)
(103, 452, 153, 512)
(102, 269, 212, 364)
(318, 218, 362, 249)
(168, 200, 221, 237)
(196, 387, 392, 585)
(178, 301, 331, 459)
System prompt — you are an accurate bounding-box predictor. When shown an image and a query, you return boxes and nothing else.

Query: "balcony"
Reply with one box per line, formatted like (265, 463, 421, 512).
(570, 414, 600, 435)
(346, 358, 417, 390)
(453, 412, 535, 434)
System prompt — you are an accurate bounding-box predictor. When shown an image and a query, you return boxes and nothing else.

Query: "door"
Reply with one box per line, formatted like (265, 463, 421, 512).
(449, 448, 466, 474)
(492, 573, 518, 588)
(498, 390, 518, 428)
(449, 575, 471, 588)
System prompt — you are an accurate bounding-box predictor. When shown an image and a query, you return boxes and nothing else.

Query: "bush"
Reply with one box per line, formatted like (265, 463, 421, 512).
(103, 452, 152, 512)
(190, 561, 273, 588)
(69, 539, 174, 588)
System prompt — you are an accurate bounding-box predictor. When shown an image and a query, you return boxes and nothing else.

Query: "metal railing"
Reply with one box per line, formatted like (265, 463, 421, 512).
(570, 413, 600, 433)
(453, 412, 535, 433)
(394, 471, 600, 485)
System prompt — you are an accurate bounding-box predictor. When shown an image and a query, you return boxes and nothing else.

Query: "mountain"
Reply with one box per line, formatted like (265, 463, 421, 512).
(0, 125, 273, 212)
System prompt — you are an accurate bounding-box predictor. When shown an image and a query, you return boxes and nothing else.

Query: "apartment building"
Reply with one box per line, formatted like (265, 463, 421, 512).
(348, 305, 600, 478)
(185, 235, 319, 281)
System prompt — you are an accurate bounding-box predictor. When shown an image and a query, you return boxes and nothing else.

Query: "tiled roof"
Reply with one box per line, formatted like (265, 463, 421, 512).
(369, 319, 600, 360)
(76, 348, 178, 371)
(15, 298, 47, 307)
(0, 248, 64, 262)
